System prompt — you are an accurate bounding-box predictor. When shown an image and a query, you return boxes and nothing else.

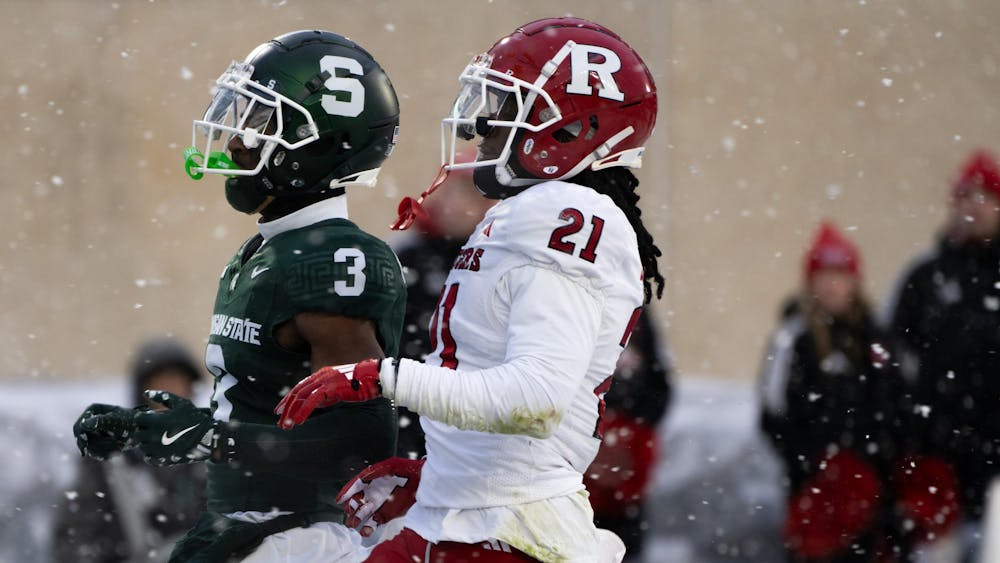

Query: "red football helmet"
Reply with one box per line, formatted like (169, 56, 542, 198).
(441, 17, 658, 198)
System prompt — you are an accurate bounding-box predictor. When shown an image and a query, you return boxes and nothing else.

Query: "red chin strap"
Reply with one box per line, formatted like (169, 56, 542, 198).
(390, 165, 450, 231)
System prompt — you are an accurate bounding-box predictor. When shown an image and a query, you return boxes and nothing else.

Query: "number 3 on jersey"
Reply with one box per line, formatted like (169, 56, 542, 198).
(333, 248, 366, 296)
(429, 283, 460, 369)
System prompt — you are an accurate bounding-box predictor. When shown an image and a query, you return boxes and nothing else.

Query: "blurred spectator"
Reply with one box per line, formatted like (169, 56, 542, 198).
(392, 158, 672, 561)
(882, 149, 1000, 560)
(54, 338, 206, 562)
(759, 222, 914, 562)
(584, 308, 672, 562)
(392, 153, 496, 460)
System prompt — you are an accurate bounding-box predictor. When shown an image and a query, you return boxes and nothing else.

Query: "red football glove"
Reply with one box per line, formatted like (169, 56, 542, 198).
(275, 359, 383, 430)
(336, 457, 425, 537)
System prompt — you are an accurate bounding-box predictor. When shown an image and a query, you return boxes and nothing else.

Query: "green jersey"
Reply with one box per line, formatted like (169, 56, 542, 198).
(204, 213, 405, 513)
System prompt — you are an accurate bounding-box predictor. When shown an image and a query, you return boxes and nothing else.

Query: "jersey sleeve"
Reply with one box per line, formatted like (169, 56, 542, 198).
(273, 226, 405, 322)
(392, 263, 603, 438)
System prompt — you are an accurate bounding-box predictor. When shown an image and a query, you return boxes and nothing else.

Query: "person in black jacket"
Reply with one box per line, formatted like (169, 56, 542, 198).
(760, 222, 911, 562)
(882, 149, 1000, 559)
(55, 338, 206, 563)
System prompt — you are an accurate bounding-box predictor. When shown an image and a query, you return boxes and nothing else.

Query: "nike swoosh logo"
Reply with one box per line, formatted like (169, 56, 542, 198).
(250, 266, 270, 279)
(161, 424, 200, 445)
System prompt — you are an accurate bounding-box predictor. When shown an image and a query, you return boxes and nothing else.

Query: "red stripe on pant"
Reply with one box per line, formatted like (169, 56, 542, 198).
(366, 527, 540, 562)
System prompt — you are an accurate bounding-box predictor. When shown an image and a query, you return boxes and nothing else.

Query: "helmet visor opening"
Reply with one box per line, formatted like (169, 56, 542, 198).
(440, 53, 560, 175)
(450, 79, 511, 141)
(191, 61, 284, 177)
(198, 86, 277, 142)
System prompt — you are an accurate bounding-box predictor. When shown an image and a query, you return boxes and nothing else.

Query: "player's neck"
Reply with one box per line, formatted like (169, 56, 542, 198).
(259, 193, 341, 223)
(257, 196, 350, 240)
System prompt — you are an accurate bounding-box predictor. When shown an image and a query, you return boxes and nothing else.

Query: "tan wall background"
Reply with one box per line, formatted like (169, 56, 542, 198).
(1, 0, 997, 382)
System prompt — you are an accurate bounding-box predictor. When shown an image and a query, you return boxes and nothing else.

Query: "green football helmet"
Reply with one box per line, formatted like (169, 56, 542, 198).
(185, 30, 400, 213)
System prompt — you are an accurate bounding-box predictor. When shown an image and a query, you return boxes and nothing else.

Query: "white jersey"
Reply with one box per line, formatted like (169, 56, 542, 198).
(391, 180, 644, 562)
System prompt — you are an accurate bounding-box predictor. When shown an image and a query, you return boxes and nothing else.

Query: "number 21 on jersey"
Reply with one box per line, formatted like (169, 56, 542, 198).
(547, 207, 605, 263)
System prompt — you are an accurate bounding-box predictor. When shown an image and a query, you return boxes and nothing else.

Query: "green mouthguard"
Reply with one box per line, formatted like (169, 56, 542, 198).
(183, 147, 239, 180)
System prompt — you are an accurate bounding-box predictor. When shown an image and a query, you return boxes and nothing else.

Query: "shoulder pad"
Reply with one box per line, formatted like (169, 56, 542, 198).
(267, 222, 405, 316)
(479, 181, 642, 291)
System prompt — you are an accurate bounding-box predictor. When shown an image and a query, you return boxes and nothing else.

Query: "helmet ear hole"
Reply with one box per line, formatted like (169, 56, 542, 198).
(553, 120, 582, 143)
(551, 116, 598, 144)
(585, 115, 599, 141)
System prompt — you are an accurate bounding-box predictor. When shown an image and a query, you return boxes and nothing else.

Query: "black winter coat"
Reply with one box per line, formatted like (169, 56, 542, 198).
(884, 237, 1000, 518)
(760, 310, 910, 493)
(53, 450, 205, 562)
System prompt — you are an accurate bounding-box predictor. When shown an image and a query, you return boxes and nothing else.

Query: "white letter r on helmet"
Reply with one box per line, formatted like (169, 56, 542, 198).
(566, 44, 625, 102)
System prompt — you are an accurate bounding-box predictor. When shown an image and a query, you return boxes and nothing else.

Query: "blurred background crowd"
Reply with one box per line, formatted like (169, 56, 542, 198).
(2, 1, 1000, 562)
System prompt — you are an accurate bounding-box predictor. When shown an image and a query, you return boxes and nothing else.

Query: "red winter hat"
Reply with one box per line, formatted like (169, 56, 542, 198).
(804, 221, 861, 280)
(953, 149, 1000, 200)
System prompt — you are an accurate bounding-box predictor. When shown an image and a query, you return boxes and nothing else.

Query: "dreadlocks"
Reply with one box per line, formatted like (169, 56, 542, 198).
(573, 167, 665, 303)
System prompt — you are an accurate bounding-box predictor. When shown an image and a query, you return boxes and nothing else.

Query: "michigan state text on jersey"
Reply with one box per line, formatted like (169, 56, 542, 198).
(204, 204, 405, 514)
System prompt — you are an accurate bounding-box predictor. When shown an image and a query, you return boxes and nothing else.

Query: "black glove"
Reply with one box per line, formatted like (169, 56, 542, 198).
(134, 390, 218, 466)
(73, 403, 141, 460)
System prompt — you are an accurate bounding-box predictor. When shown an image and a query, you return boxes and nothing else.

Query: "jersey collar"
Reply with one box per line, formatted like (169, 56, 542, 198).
(257, 196, 349, 239)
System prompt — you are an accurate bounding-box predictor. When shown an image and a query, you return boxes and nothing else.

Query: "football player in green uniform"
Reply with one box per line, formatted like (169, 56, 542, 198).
(71, 30, 405, 562)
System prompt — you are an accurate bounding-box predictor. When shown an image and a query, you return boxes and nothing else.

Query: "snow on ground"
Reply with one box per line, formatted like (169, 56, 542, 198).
(0, 376, 786, 563)
(644, 376, 785, 562)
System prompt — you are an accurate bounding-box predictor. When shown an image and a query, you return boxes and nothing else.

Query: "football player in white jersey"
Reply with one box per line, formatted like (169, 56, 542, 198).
(276, 17, 664, 563)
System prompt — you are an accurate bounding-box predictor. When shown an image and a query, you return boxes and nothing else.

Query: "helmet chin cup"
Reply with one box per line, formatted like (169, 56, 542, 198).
(472, 166, 505, 199)
(473, 165, 532, 200)
(225, 172, 275, 214)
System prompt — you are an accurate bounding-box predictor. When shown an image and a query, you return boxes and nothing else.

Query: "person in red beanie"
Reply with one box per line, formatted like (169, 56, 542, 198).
(883, 149, 1000, 561)
(947, 149, 1000, 245)
(760, 221, 912, 562)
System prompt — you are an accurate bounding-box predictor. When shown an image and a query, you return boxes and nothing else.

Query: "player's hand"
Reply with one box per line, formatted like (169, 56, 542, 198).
(275, 359, 383, 430)
(336, 457, 425, 537)
(73, 403, 140, 460)
(133, 390, 216, 466)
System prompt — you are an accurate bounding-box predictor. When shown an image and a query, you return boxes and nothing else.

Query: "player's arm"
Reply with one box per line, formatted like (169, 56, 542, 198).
(213, 312, 396, 481)
(278, 265, 603, 438)
(283, 311, 386, 366)
(392, 266, 602, 437)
